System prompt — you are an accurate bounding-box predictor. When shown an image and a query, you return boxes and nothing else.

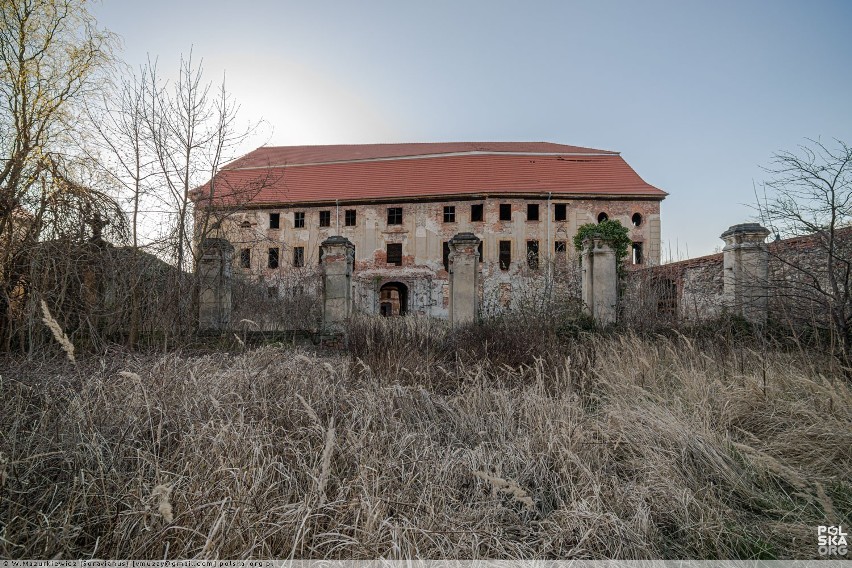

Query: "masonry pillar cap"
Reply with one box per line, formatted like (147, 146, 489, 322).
(720, 223, 770, 241)
(321, 235, 354, 247)
(200, 237, 233, 253)
(581, 235, 613, 249)
(449, 232, 481, 246)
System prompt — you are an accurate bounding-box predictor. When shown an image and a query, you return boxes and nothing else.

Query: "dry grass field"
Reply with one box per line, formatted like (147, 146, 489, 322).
(1, 317, 850, 559)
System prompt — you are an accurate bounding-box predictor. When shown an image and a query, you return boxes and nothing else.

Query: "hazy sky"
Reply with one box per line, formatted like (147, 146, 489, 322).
(92, 0, 852, 258)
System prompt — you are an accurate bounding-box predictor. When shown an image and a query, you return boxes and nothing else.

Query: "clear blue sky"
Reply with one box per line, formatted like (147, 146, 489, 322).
(92, 0, 852, 258)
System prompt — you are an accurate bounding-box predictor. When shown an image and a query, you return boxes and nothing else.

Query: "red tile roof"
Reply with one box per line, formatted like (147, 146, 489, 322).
(196, 142, 666, 206)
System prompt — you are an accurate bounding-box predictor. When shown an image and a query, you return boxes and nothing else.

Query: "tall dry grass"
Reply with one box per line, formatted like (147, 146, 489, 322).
(0, 322, 849, 559)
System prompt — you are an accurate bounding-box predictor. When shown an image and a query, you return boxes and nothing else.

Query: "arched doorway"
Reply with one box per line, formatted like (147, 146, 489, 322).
(379, 282, 408, 316)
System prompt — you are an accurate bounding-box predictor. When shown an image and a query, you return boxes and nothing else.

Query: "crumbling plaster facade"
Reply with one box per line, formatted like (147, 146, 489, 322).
(218, 196, 661, 318)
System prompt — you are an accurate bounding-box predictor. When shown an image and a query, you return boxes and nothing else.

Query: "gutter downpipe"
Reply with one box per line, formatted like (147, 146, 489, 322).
(547, 191, 552, 302)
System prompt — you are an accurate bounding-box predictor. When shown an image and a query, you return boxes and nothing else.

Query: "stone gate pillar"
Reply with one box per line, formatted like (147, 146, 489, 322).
(448, 232, 481, 326)
(321, 235, 355, 333)
(721, 223, 770, 323)
(581, 237, 618, 325)
(198, 238, 234, 332)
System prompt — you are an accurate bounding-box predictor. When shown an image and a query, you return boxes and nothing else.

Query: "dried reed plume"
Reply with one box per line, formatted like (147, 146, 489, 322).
(118, 370, 142, 385)
(151, 484, 174, 523)
(317, 417, 336, 506)
(473, 471, 535, 511)
(40, 300, 75, 362)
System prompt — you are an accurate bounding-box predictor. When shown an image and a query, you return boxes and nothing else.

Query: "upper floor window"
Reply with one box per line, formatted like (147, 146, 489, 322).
(554, 203, 567, 222)
(443, 206, 456, 223)
(597, 212, 608, 223)
(499, 240, 511, 270)
(269, 212, 280, 229)
(527, 240, 539, 270)
(345, 209, 357, 226)
(387, 207, 403, 225)
(499, 203, 512, 221)
(471, 203, 484, 222)
(240, 248, 251, 268)
(386, 243, 403, 265)
(632, 212, 643, 227)
(294, 211, 305, 228)
(319, 210, 331, 227)
(632, 242, 644, 265)
(527, 204, 539, 221)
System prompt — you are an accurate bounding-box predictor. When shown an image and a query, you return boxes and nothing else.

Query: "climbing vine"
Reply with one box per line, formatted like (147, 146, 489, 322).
(574, 219, 632, 275)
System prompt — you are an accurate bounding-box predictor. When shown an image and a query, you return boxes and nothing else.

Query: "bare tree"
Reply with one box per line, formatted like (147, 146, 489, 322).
(84, 68, 162, 345)
(757, 138, 852, 362)
(139, 52, 269, 336)
(0, 0, 118, 351)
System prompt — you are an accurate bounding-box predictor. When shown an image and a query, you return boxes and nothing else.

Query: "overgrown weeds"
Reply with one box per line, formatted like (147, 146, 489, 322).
(0, 324, 849, 559)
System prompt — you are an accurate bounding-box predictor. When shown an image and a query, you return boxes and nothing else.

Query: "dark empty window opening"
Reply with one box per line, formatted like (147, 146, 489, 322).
(555, 240, 567, 255)
(527, 240, 540, 270)
(443, 206, 456, 223)
(657, 278, 677, 317)
(294, 211, 305, 228)
(240, 220, 251, 228)
(318, 246, 323, 264)
(319, 210, 331, 227)
(499, 203, 512, 221)
(527, 204, 540, 221)
(632, 242, 644, 265)
(387, 243, 403, 266)
(443, 241, 450, 271)
(269, 212, 280, 229)
(267, 286, 277, 299)
(555, 203, 567, 221)
(345, 209, 357, 226)
(499, 240, 511, 270)
(471, 203, 484, 222)
(240, 248, 251, 268)
(478, 241, 484, 261)
(268, 247, 279, 269)
(387, 207, 403, 225)
(293, 246, 305, 267)
(597, 212, 609, 223)
(632, 212, 643, 227)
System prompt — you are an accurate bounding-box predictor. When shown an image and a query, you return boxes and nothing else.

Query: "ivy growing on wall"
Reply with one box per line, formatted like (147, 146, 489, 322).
(573, 219, 632, 276)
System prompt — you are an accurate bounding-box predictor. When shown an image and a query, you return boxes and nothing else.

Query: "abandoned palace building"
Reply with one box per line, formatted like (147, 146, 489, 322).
(196, 142, 666, 322)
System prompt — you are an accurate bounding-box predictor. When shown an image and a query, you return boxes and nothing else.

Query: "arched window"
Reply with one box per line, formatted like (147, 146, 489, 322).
(597, 212, 608, 223)
(632, 213, 643, 227)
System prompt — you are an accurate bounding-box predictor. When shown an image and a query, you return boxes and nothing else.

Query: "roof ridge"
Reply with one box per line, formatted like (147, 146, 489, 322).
(225, 150, 620, 171)
(223, 141, 618, 170)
